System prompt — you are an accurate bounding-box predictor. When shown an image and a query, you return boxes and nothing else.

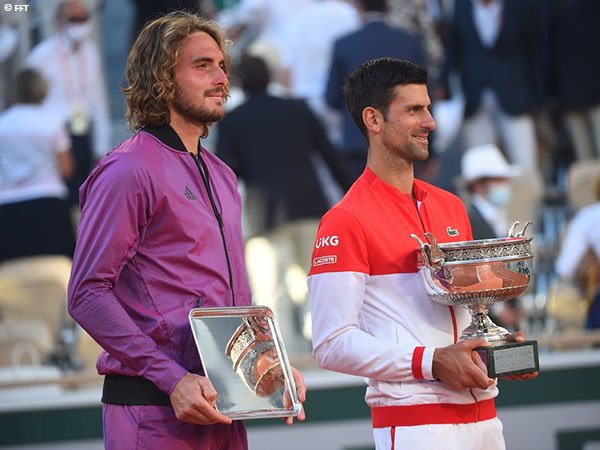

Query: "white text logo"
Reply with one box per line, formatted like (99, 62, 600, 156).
(313, 255, 337, 266)
(315, 235, 339, 249)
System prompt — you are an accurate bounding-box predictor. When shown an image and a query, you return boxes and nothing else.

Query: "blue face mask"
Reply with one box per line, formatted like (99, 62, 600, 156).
(486, 183, 511, 207)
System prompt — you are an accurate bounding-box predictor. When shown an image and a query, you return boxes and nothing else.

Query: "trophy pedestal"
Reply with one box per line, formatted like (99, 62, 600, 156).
(475, 340, 539, 378)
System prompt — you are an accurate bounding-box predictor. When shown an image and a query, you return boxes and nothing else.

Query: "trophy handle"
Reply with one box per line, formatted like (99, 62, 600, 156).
(410, 234, 431, 267)
(507, 221, 532, 238)
(410, 233, 445, 269)
(423, 232, 445, 268)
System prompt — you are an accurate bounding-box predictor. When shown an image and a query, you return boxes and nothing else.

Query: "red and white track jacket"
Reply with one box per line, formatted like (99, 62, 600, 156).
(308, 167, 498, 423)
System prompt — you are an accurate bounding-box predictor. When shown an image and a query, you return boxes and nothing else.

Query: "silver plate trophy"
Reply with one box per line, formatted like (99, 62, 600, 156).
(410, 221, 539, 377)
(189, 306, 301, 419)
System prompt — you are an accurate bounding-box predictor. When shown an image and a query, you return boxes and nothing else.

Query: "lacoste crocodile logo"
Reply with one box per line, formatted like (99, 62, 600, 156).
(446, 226, 459, 237)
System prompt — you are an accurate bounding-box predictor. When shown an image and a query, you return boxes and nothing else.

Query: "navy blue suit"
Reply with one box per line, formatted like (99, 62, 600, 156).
(440, 0, 547, 118)
(325, 20, 426, 176)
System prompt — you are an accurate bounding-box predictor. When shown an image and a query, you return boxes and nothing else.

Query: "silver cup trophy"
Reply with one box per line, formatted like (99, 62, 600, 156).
(225, 315, 285, 397)
(410, 221, 539, 377)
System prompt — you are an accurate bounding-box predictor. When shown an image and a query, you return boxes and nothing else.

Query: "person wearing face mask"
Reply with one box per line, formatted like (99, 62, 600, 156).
(26, 0, 111, 209)
(461, 143, 523, 330)
(461, 144, 520, 240)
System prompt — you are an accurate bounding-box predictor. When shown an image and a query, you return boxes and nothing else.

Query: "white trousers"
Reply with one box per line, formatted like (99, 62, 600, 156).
(244, 219, 318, 354)
(372, 417, 505, 450)
(565, 105, 600, 160)
(462, 90, 538, 173)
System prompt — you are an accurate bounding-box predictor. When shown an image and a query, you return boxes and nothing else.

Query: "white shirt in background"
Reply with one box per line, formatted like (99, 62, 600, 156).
(555, 203, 600, 280)
(472, 0, 503, 48)
(0, 104, 71, 204)
(281, 0, 359, 101)
(218, 0, 315, 65)
(27, 33, 111, 159)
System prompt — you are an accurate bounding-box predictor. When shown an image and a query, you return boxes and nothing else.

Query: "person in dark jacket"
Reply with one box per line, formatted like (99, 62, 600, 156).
(461, 143, 523, 330)
(217, 54, 353, 352)
(325, 0, 426, 180)
(437, 0, 547, 179)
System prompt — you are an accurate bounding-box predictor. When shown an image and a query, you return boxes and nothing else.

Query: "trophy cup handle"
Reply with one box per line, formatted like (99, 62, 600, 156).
(423, 232, 445, 268)
(410, 234, 431, 267)
(507, 221, 532, 238)
(410, 233, 445, 269)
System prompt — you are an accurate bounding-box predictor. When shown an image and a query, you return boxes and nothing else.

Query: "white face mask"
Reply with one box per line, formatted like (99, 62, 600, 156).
(486, 183, 511, 207)
(65, 22, 92, 42)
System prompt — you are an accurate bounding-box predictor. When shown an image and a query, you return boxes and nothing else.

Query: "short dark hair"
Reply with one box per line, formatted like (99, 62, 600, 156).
(15, 68, 48, 104)
(342, 58, 428, 137)
(237, 54, 270, 94)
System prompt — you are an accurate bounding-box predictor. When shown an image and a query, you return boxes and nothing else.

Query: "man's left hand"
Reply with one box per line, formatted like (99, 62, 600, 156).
(283, 366, 307, 425)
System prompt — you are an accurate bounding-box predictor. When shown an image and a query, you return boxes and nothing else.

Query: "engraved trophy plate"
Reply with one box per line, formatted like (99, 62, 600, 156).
(411, 221, 540, 377)
(476, 341, 539, 378)
(189, 306, 301, 420)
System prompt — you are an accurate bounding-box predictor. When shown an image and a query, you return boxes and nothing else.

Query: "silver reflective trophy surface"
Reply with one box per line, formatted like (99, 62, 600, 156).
(410, 221, 539, 377)
(189, 306, 301, 419)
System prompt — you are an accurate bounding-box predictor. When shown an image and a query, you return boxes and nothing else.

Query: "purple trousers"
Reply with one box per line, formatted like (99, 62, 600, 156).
(103, 404, 247, 449)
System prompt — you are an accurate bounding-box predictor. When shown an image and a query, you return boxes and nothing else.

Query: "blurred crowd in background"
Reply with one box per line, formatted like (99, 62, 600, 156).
(0, 0, 599, 373)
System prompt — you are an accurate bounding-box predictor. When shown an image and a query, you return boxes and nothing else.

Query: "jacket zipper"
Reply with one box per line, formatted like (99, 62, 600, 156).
(414, 194, 458, 342)
(190, 151, 237, 306)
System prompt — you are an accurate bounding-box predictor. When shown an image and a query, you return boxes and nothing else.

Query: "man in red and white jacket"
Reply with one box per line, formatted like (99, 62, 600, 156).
(308, 58, 536, 450)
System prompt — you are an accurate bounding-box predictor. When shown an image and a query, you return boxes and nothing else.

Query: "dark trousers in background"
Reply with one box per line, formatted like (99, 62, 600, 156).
(0, 197, 76, 263)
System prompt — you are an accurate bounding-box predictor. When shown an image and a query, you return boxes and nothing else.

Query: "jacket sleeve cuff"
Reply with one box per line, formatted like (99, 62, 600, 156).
(148, 363, 189, 396)
(411, 346, 436, 381)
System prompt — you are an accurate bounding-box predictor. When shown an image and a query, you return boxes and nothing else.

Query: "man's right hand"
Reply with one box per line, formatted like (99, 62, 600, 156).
(170, 373, 232, 425)
(432, 339, 495, 391)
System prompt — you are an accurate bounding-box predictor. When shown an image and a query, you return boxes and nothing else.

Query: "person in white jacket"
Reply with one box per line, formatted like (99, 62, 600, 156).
(27, 0, 111, 206)
(555, 174, 600, 329)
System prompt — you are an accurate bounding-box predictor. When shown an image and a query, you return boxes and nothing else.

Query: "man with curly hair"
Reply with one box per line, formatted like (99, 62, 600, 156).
(67, 11, 305, 449)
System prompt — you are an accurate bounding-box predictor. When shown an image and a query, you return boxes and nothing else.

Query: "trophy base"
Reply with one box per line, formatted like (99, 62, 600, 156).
(475, 340, 539, 377)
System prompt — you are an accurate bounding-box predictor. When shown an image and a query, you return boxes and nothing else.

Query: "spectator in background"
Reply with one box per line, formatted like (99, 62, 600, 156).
(388, 0, 444, 78)
(216, 54, 353, 351)
(548, 0, 600, 161)
(555, 175, 600, 329)
(27, 0, 111, 207)
(436, 0, 547, 178)
(279, 0, 360, 146)
(129, 0, 211, 47)
(216, 0, 314, 79)
(0, 16, 20, 111)
(460, 143, 523, 330)
(460, 144, 519, 239)
(32, 0, 103, 42)
(325, 0, 426, 180)
(0, 68, 75, 264)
